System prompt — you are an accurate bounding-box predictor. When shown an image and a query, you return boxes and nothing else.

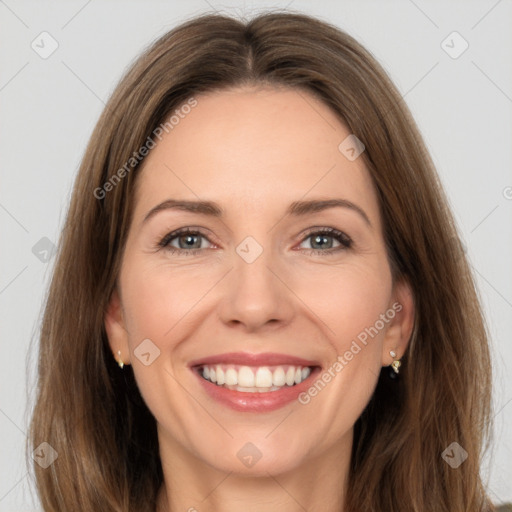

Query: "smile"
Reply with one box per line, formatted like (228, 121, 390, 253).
(200, 364, 312, 392)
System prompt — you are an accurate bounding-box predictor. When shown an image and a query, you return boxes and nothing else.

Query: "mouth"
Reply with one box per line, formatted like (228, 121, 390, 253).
(196, 363, 314, 392)
(189, 352, 322, 412)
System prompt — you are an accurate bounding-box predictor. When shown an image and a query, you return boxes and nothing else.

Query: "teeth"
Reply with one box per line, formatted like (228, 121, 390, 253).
(226, 385, 282, 393)
(199, 363, 314, 391)
(272, 367, 286, 386)
(255, 367, 273, 387)
(238, 366, 255, 387)
(286, 367, 295, 386)
(225, 368, 237, 386)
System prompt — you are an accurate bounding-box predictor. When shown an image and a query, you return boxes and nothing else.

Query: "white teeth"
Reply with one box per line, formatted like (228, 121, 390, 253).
(200, 363, 314, 391)
(272, 367, 286, 386)
(255, 367, 273, 387)
(286, 367, 295, 386)
(227, 385, 283, 393)
(238, 366, 255, 387)
(225, 368, 237, 385)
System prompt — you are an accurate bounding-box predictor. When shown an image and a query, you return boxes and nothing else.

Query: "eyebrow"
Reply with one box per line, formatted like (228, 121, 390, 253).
(143, 198, 372, 227)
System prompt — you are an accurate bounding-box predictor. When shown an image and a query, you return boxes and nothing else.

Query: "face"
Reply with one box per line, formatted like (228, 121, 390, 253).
(105, 86, 414, 478)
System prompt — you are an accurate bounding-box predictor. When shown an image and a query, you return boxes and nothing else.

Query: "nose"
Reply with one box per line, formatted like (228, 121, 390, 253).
(216, 244, 295, 333)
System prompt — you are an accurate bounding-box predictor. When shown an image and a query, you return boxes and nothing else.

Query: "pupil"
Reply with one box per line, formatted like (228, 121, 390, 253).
(177, 234, 334, 250)
(312, 234, 331, 250)
(181, 234, 200, 249)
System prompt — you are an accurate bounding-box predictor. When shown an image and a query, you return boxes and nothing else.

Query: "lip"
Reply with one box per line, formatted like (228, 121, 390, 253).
(189, 352, 322, 413)
(188, 351, 321, 368)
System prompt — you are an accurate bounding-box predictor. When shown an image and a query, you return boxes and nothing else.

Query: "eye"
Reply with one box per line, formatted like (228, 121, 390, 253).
(158, 228, 214, 255)
(298, 227, 353, 255)
(157, 226, 353, 256)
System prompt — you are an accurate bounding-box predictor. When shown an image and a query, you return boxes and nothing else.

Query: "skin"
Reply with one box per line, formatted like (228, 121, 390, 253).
(104, 85, 414, 512)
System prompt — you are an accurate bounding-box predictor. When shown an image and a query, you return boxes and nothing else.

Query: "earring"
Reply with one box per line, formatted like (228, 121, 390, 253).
(117, 350, 124, 369)
(389, 350, 401, 374)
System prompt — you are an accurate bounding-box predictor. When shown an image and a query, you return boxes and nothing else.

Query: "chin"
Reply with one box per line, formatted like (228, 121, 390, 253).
(198, 438, 311, 477)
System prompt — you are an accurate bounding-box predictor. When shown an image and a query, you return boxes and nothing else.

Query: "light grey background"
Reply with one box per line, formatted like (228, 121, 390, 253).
(1, 0, 511, 509)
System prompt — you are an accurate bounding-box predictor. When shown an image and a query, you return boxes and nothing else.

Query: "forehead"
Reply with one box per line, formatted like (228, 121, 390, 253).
(133, 86, 380, 226)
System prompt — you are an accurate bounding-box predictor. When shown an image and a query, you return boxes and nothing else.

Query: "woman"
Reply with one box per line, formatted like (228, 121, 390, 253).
(28, 11, 495, 512)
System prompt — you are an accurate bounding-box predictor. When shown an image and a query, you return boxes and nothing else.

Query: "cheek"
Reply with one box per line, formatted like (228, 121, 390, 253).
(122, 251, 393, 355)
(293, 265, 393, 432)
(121, 258, 214, 342)
(118, 259, 203, 419)
(296, 260, 393, 351)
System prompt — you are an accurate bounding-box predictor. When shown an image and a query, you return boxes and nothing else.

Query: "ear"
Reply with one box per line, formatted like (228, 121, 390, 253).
(381, 278, 415, 367)
(104, 287, 131, 366)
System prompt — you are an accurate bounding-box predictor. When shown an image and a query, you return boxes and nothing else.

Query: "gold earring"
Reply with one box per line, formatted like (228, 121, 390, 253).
(117, 350, 124, 369)
(389, 350, 401, 374)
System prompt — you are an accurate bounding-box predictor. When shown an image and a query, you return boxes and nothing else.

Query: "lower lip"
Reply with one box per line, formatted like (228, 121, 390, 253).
(192, 366, 321, 412)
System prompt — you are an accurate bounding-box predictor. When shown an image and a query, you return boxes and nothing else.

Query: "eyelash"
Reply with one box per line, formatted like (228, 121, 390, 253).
(157, 227, 353, 256)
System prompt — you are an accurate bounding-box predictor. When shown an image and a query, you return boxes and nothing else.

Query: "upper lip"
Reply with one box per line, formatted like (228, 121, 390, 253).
(189, 352, 321, 368)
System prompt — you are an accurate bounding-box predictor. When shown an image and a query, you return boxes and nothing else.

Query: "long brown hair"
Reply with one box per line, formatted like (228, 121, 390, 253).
(28, 11, 494, 511)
